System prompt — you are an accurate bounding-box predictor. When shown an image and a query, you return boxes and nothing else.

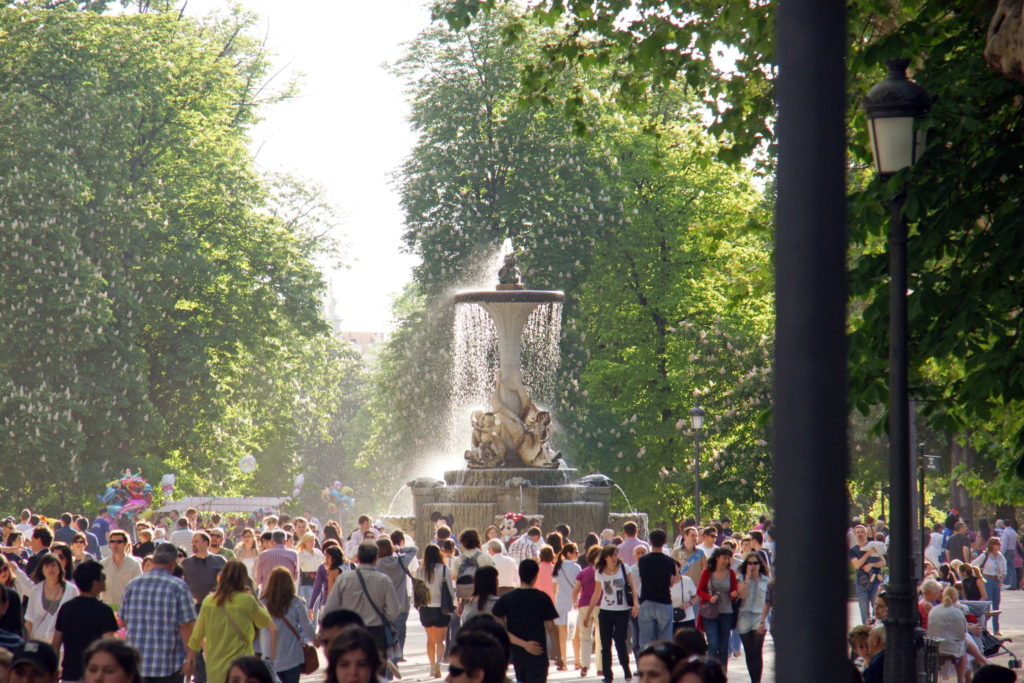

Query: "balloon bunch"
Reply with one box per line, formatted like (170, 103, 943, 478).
(290, 474, 305, 499)
(98, 470, 153, 520)
(160, 473, 175, 499)
(321, 481, 355, 514)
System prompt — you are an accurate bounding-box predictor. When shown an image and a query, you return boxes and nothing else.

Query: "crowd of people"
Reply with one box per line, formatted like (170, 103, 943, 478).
(847, 511, 1024, 683)
(0, 505, 1020, 683)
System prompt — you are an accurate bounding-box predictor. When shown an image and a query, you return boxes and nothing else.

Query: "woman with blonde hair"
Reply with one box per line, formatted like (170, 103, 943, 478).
(296, 532, 324, 611)
(188, 559, 274, 683)
(957, 562, 987, 602)
(261, 567, 316, 683)
(926, 585, 987, 682)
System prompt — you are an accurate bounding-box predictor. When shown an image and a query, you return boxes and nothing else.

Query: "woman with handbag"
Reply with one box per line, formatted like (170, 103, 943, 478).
(416, 544, 454, 678)
(696, 547, 739, 670)
(188, 560, 275, 683)
(971, 537, 1007, 634)
(553, 543, 582, 672)
(261, 567, 318, 683)
(581, 545, 638, 683)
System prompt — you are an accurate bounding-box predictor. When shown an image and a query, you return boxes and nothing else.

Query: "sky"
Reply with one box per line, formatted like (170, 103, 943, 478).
(189, 0, 431, 332)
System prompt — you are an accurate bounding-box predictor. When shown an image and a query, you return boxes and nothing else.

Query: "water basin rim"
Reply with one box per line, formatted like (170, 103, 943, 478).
(454, 290, 565, 304)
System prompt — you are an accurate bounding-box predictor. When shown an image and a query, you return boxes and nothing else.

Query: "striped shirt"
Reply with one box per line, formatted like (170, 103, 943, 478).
(254, 544, 299, 592)
(120, 568, 197, 677)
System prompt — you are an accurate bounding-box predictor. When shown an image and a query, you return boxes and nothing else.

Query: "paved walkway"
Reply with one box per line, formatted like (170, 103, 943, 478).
(301, 590, 1024, 682)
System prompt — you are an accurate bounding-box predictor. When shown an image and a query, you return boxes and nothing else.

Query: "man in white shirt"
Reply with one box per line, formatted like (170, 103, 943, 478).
(487, 539, 519, 595)
(15, 509, 34, 537)
(100, 529, 143, 610)
(169, 518, 194, 552)
(1001, 520, 1018, 591)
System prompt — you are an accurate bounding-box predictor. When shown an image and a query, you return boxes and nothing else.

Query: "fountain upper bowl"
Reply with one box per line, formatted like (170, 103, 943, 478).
(454, 289, 565, 304)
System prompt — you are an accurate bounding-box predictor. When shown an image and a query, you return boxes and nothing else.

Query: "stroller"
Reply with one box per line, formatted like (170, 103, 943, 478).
(979, 630, 1021, 669)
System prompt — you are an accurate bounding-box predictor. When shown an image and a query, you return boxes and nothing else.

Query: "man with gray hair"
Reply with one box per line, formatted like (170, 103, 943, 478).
(120, 542, 197, 683)
(254, 529, 298, 593)
(323, 542, 399, 661)
(486, 539, 519, 595)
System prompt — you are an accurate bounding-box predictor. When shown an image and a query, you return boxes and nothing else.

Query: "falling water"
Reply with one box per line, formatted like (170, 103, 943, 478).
(522, 302, 563, 409)
(383, 484, 409, 517)
(613, 484, 636, 512)
(448, 300, 564, 456)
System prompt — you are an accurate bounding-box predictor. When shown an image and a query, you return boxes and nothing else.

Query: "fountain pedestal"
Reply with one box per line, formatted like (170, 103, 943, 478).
(409, 468, 614, 550)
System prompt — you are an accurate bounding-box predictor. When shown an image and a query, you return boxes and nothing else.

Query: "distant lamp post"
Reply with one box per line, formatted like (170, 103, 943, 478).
(863, 58, 931, 682)
(690, 404, 706, 528)
(918, 443, 942, 574)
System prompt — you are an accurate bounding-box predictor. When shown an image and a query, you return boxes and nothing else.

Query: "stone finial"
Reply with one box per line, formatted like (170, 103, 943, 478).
(496, 252, 525, 290)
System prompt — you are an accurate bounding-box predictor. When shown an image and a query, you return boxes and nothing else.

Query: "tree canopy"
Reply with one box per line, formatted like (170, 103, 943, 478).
(0, 6, 355, 509)
(438, 0, 1024, 509)
(362, 9, 773, 520)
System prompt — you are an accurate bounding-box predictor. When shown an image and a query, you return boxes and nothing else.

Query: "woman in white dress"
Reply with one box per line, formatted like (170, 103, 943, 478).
(553, 543, 581, 671)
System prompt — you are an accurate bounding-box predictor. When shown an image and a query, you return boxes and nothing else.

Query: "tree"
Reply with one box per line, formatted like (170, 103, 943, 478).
(369, 11, 773, 519)
(440, 0, 1024, 503)
(0, 7, 346, 509)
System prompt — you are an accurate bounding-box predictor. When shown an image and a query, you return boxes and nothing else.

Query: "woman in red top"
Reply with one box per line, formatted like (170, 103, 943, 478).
(697, 546, 739, 670)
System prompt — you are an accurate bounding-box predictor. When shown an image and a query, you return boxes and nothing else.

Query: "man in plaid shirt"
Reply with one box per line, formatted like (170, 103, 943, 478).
(508, 527, 543, 564)
(120, 543, 197, 683)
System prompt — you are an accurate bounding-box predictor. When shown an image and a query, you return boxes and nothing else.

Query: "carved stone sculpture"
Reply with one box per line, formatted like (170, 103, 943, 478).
(986, 0, 1024, 81)
(455, 253, 564, 469)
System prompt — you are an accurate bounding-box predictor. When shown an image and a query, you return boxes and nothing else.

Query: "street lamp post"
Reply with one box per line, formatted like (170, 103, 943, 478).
(918, 443, 942, 578)
(863, 58, 931, 682)
(690, 405, 705, 528)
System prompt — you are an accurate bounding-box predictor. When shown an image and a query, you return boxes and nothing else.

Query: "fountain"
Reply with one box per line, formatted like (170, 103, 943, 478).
(405, 250, 645, 546)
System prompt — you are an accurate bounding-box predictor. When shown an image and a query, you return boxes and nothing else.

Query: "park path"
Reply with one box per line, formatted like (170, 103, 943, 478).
(299, 590, 1024, 682)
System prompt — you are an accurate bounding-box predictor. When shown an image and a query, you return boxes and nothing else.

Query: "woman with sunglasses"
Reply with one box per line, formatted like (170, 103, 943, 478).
(70, 532, 96, 567)
(735, 552, 772, 683)
(696, 547, 738, 670)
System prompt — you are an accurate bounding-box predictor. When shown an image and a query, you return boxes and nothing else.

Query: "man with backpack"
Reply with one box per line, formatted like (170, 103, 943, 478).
(452, 529, 494, 608)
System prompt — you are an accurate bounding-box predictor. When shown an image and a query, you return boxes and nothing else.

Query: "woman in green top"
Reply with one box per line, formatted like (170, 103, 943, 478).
(189, 560, 275, 683)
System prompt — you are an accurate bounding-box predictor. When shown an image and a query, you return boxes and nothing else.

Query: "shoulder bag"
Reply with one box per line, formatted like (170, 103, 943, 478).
(399, 555, 429, 609)
(223, 602, 281, 683)
(279, 610, 319, 675)
(355, 569, 396, 647)
(619, 561, 634, 607)
(439, 565, 456, 616)
(698, 597, 720, 620)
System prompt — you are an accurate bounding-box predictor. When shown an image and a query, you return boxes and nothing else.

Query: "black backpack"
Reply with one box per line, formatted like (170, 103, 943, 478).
(455, 551, 480, 599)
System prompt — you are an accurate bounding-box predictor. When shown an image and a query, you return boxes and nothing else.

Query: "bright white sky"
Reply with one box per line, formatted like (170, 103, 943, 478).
(189, 0, 430, 332)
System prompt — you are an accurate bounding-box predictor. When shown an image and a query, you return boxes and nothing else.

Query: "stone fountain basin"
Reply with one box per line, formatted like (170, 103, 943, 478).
(454, 290, 565, 304)
(410, 467, 614, 545)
